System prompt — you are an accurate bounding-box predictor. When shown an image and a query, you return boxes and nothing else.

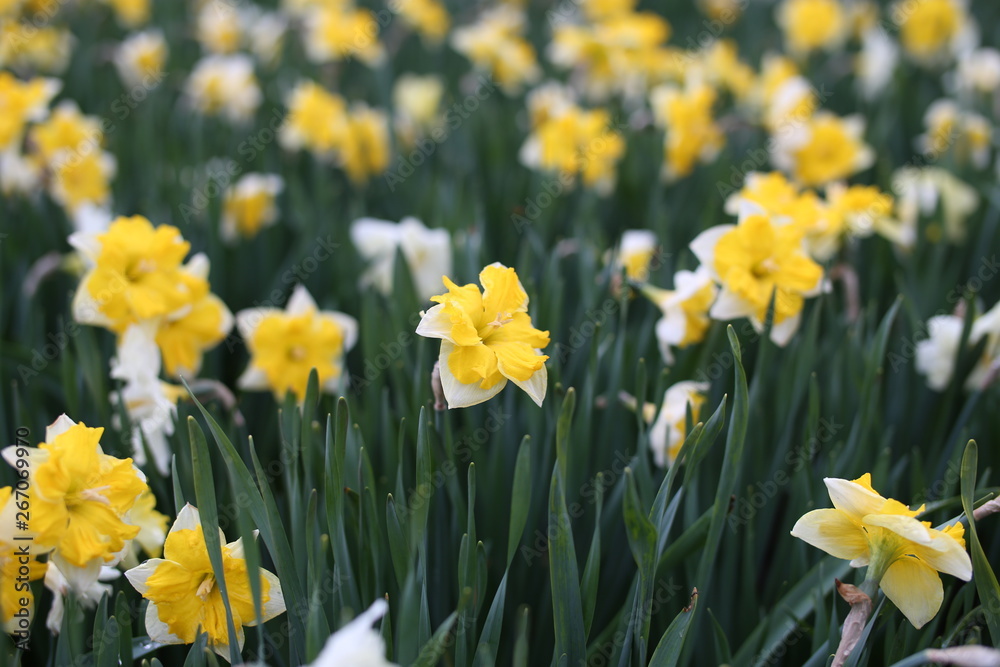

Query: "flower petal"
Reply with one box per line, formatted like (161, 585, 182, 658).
(286, 284, 318, 315)
(688, 225, 734, 279)
(438, 342, 506, 409)
(880, 557, 943, 629)
(508, 357, 547, 407)
(824, 477, 886, 522)
(415, 304, 456, 343)
(329, 312, 359, 353)
(790, 509, 869, 561)
(235, 308, 279, 341)
(124, 559, 163, 595)
(709, 288, 755, 321)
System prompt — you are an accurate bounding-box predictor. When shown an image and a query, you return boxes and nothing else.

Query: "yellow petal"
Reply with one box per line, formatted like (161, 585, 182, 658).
(437, 341, 506, 408)
(824, 476, 885, 522)
(491, 340, 547, 383)
(879, 557, 943, 629)
(480, 264, 528, 317)
(790, 508, 868, 561)
(447, 342, 502, 388)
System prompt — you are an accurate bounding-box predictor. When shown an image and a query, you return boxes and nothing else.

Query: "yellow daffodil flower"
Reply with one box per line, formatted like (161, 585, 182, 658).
(114, 30, 168, 89)
(771, 112, 874, 187)
(220, 173, 284, 242)
(416, 263, 549, 408)
(195, 1, 243, 54)
(393, 74, 444, 147)
(0, 23, 73, 73)
(650, 83, 724, 180)
(451, 6, 540, 94)
(2, 415, 147, 587)
(791, 474, 972, 628)
(125, 504, 285, 660)
(395, 0, 450, 43)
(648, 381, 710, 468)
(0, 71, 60, 150)
(340, 105, 391, 184)
(303, 4, 385, 66)
(776, 0, 847, 55)
(236, 284, 359, 402)
(615, 230, 658, 282)
(102, 0, 151, 28)
(47, 148, 117, 216)
(549, 9, 671, 100)
(894, 0, 968, 65)
(641, 266, 718, 364)
(519, 104, 625, 195)
(70, 215, 208, 332)
(820, 184, 905, 257)
(29, 101, 102, 165)
(690, 203, 824, 346)
(184, 54, 262, 125)
(279, 80, 349, 157)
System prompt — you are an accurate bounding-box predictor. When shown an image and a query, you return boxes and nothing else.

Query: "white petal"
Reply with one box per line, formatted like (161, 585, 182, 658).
(654, 316, 681, 360)
(72, 279, 114, 327)
(350, 217, 401, 260)
(688, 225, 733, 278)
(509, 359, 547, 407)
(67, 230, 103, 263)
(145, 602, 183, 645)
(124, 559, 163, 595)
(709, 288, 755, 321)
(415, 304, 456, 343)
(250, 569, 286, 625)
(51, 553, 103, 597)
(286, 284, 318, 315)
(237, 365, 270, 391)
(768, 312, 802, 347)
(183, 253, 211, 281)
(171, 504, 201, 533)
(329, 312, 359, 352)
(46, 414, 77, 441)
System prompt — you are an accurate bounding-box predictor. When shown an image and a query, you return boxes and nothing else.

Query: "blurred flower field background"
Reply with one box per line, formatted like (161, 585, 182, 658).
(3, 0, 1000, 665)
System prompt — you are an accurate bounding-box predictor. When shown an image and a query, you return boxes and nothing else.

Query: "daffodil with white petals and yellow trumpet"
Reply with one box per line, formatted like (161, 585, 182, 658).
(416, 263, 549, 409)
(791, 474, 972, 629)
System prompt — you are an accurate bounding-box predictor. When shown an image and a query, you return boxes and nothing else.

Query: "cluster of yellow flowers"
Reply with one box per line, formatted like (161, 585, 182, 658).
(519, 88, 625, 194)
(629, 172, 902, 364)
(0, 0, 74, 74)
(280, 80, 390, 184)
(0, 415, 164, 635)
(70, 216, 233, 473)
(0, 415, 285, 658)
(0, 73, 120, 225)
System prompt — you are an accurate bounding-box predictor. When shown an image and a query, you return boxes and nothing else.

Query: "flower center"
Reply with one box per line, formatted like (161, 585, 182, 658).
(286, 345, 307, 361)
(125, 258, 157, 282)
(196, 574, 216, 600)
(77, 486, 112, 505)
(481, 311, 514, 337)
(752, 257, 779, 278)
